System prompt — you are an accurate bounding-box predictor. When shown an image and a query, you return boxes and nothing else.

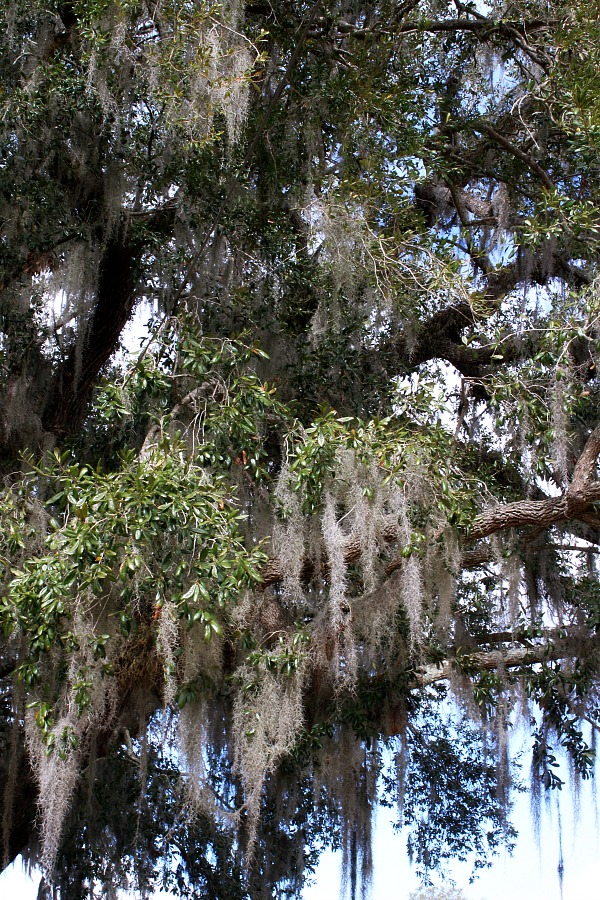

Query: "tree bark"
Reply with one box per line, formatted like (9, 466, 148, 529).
(416, 632, 599, 687)
(41, 239, 142, 441)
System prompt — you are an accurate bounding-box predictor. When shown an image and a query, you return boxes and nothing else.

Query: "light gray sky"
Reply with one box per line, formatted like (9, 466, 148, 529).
(302, 776, 599, 900)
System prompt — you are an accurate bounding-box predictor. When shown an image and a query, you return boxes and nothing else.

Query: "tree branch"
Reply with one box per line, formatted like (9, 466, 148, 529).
(474, 123, 555, 191)
(415, 632, 598, 687)
(259, 428, 600, 591)
(140, 381, 220, 456)
(41, 239, 142, 440)
(260, 517, 401, 587)
(469, 426, 600, 542)
(332, 16, 558, 40)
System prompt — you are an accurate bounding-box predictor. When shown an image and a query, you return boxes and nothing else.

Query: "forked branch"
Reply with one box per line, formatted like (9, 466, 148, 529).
(469, 425, 600, 541)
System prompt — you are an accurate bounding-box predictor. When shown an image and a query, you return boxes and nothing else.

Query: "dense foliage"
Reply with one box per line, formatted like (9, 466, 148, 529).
(2, 0, 600, 896)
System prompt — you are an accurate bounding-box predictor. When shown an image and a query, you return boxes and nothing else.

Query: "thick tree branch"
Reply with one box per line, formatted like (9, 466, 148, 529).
(469, 426, 600, 542)
(0, 751, 38, 870)
(416, 631, 599, 687)
(39, 199, 176, 443)
(416, 644, 562, 687)
(260, 517, 401, 587)
(330, 16, 557, 41)
(383, 293, 532, 378)
(41, 239, 142, 440)
(375, 241, 589, 381)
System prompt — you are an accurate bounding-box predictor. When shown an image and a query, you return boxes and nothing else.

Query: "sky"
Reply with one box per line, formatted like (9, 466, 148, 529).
(302, 775, 600, 900)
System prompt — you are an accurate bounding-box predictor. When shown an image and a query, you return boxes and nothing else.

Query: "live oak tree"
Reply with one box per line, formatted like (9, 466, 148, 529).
(1, 1, 600, 897)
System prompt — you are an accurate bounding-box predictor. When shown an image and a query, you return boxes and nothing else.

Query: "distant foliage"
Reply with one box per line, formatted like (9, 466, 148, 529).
(409, 887, 478, 900)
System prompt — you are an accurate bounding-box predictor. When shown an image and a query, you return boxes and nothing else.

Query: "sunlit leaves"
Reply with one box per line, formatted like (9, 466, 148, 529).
(0, 437, 266, 687)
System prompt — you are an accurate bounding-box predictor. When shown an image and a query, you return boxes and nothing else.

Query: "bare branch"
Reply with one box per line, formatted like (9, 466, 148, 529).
(140, 381, 219, 456)
(475, 123, 555, 190)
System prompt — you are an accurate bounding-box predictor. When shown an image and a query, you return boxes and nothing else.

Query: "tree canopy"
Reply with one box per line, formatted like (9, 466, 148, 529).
(2, 1, 600, 896)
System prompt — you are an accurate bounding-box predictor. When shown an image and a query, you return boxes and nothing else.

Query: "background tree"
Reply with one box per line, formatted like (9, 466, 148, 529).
(408, 887, 479, 900)
(1, 0, 600, 896)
